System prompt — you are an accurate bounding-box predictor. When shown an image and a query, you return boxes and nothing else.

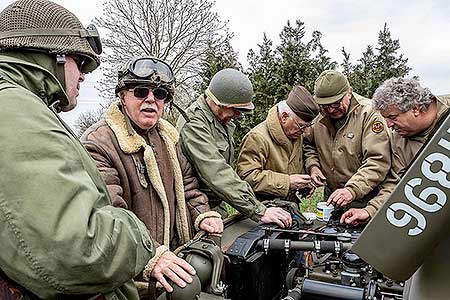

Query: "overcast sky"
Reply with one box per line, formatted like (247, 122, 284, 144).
(1, 0, 449, 129)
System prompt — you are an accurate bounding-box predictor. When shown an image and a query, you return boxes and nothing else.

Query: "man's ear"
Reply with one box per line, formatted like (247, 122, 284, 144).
(281, 111, 289, 123)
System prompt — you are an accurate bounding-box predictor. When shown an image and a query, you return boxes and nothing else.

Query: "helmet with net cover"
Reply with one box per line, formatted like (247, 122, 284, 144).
(0, 0, 102, 73)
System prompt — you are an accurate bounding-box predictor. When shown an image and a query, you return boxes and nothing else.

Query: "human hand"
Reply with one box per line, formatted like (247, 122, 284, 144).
(150, 251, 196, 293)
(289, 174, 312, 190)
(340, 208, 370, 226)
(309, 166, 326, 187)
(327, 188, 354, 208)
(260, 207, 292, 228)
(199, 217, 223, 234)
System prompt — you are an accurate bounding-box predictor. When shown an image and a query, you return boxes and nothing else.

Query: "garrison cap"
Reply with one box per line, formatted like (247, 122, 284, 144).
(314, 70, 350, 105)
(286, 85, 319, 122)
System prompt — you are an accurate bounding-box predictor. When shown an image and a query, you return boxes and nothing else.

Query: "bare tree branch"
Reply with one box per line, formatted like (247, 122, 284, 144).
(94, 0, 228, 101)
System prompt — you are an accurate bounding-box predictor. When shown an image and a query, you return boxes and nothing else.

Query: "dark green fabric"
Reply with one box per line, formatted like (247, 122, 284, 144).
(0, 54, 153, 300)
(177, 95, 266, 222)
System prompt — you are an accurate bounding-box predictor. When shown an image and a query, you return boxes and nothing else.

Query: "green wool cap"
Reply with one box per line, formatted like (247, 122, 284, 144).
(314, 70, 350, 105)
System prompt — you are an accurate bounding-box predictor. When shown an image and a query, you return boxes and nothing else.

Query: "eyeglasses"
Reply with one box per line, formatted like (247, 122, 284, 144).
(130, 86, 169, 102)
(72, 55, 86, 72)
(319, 97, 343, 111)
(291, 117, 314, 130)
(127, 57, 174, 82)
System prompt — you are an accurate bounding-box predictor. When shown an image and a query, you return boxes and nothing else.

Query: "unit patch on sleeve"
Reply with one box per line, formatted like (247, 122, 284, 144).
(371, 120, 384, 133)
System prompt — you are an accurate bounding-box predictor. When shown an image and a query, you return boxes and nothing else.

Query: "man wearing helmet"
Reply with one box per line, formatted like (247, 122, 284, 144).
(0, 1, 194, 299)
(177, 68, 292, 228)
(81, 57, 223, 295)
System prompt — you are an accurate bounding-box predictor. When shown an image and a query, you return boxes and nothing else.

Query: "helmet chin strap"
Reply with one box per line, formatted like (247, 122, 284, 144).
(55, 54, 67, 92)
(51, 54, 67, 112)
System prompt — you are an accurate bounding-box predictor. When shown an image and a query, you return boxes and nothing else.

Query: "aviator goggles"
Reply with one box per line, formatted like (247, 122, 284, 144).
(127, 57, 174, 82)
(129, 86, 169, 102)
(84, 24, 102, 55)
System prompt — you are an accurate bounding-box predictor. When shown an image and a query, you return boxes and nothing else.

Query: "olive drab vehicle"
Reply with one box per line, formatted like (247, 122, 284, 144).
(353, 111, 450, 300)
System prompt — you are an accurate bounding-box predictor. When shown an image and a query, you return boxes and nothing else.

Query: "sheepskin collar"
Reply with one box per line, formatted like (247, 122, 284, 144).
(105, 102, 190, 246)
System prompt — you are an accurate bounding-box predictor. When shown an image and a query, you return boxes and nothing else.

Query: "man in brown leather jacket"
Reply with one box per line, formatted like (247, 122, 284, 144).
(81, 57, 223, 292)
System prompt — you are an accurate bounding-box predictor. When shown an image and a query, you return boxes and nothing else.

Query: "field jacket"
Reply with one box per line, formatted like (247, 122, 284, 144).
(304, 93, 391, 207)
(0, 54, 153, 300)
(177, 95, 267, 221)
(237, 105, 305, 200)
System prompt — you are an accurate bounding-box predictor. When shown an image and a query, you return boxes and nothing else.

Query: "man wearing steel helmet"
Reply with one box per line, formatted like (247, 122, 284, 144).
(81, 57, 223, 295)
(0, 1, 185, 300)
(177, 68, 292, 228)
(303, 70, 391, 213)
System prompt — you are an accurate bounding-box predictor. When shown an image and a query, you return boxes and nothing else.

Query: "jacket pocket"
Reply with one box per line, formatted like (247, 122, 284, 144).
(131, 154, 148, 189)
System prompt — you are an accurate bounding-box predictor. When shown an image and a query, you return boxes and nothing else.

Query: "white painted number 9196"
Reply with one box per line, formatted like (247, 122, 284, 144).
(386, 130, 450, 236)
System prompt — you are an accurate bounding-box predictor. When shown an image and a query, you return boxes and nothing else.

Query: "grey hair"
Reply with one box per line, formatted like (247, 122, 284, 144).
(278, 100, 294, 117)
(372, 77, 435, 113)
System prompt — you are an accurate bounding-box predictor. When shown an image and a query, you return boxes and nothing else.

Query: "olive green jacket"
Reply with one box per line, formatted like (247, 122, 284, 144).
(365, 95, 450, 217)
(0, 54, 153, 300)
(177, 95, 266, 221)
(236, 105, 304, 199)
(304, 93, 391, 207)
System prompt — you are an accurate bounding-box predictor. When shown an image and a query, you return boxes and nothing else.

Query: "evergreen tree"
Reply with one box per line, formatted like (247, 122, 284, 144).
(234, 21, 336, 152)
(193, 35, 241, 97)
(234, 34, 279, 146)
(345, 23, 411, 98)
(340, 47, 353, 77)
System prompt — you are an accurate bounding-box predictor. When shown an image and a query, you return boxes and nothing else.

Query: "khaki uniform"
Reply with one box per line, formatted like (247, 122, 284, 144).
(304, 93, 391, 207)
(365, 95, 450, 217)
(177, 95, 267, 221)
(236, 105, 304, 200)
(352, 95, 450, 300)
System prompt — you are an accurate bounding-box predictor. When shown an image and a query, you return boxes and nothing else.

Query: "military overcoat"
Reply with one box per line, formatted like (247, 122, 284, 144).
(236, 105, 305, 199)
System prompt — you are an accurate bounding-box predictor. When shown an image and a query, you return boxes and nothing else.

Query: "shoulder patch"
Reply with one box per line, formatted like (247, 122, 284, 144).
(372, 120, 384, 133)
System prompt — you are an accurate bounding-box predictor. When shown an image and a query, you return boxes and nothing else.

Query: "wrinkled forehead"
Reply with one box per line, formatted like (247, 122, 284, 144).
(380, 104, 403, 118)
